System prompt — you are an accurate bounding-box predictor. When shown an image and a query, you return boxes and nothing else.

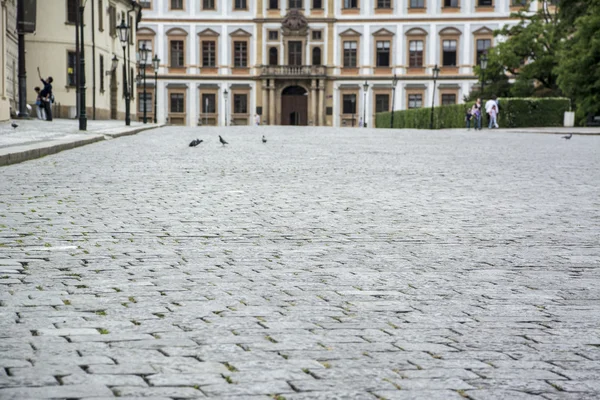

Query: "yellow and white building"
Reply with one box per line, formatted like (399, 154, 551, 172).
(138, 0, 542, 127)
(0, 0, 17, 121)
(22, 0, 139, 120)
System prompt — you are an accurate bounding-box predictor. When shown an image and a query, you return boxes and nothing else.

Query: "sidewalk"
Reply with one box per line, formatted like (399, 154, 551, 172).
(0, 119, 162, 166)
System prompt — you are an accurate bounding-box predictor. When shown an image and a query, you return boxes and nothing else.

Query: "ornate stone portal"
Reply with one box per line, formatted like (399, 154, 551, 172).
(262, 9, 326, 126)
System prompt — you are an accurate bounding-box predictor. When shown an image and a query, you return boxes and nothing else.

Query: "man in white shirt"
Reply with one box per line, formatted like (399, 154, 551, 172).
(485, 96, 499, 128)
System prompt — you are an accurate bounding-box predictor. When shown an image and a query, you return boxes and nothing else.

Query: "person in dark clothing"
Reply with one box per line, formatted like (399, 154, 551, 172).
(38, 68, 53, 121)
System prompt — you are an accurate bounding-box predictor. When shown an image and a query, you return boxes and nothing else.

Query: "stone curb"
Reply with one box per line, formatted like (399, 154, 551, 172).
(103, 124, 164, 139)
(0, 125, 163, 167)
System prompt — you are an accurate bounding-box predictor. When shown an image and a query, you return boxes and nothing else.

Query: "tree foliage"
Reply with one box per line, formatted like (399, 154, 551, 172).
(490, 0, 563, 96)
(556, 0, 600, 117)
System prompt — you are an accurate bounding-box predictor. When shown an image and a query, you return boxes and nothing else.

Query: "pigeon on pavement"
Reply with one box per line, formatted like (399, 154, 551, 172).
(219, 135, 228, 146)
(262, 135, 267, 143)
(189, 138, 203, 147)
(11, 122, 18, 129)
(562, 133, 572, 140)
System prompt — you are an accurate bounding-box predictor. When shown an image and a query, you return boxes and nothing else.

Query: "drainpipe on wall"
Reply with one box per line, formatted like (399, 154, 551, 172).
(91, 0, 96, 119)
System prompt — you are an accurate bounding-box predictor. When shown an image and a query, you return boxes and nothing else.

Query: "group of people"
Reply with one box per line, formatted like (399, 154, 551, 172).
(34, 67, 53, 121)
(466, 96, 500, 130)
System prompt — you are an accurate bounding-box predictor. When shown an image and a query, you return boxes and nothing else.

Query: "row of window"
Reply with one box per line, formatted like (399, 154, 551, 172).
(343, 38, 491, 68)
(146, 0, 510, 11)
(155, 37, 490, 69)
(341, 92, 455, 113)
(157, 91, 456, 116)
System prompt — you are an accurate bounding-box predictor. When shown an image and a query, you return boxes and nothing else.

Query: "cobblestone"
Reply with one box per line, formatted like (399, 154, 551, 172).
(0, 126, 599, 398)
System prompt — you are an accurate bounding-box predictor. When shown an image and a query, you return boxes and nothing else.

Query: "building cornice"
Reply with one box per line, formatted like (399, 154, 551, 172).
(141, 16, 519, 24)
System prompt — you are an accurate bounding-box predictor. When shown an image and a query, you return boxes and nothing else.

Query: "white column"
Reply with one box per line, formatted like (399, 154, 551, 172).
(262, 80, 268, 124)
(158, 80, 165, 124)
(318, 81, 325, 126)
(429, 24, 438, 68)
(362, 26, 370, 75)
(222, 27, 229, 75)
(463, 23, 472, 75)
(310, 79, 317, 125)
(189, 24, 197, 75)
(188, 85, 196, 126)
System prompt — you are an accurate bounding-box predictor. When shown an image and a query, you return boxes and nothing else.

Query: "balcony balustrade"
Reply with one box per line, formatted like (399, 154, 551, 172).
(260, 65, 326, 77)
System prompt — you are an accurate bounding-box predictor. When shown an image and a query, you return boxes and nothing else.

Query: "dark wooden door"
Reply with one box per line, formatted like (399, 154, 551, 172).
(281, 86, 308, 126)
(110, 70, 117, 119)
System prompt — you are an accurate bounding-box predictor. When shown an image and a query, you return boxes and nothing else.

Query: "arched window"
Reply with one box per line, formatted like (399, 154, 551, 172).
(312, 47, 321, 66)
(269, 47, 278, 65)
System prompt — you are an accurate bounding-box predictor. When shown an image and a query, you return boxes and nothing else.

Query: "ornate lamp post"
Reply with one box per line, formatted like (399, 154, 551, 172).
(480, 53, 488, 96)
(390, 74, 398, 129)
(224, 89, 229, 126)
(430, 64, 440, 129)
(138, 43, 149, 124)
(362, 81, 369, 128)
(117, 18, 130, 126)
(152, 54, 160, 123)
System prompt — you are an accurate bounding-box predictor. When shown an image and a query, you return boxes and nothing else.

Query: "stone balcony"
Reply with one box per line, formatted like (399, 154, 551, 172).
(259, 65, 327, 78)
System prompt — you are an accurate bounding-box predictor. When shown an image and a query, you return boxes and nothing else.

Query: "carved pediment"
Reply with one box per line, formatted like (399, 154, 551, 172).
(230, 28, 252, 37)
(340, 28, 362, 37)
(166, 27, 188, 36)
(372, 28, 395, 37)
(282, 9, 308, 36)
(473, 27, 493, 35)
(405, 27, 428, 36)
(137, 27, 156, 36)
(198, 28, 220, 37)
(439, 27, 462, 36)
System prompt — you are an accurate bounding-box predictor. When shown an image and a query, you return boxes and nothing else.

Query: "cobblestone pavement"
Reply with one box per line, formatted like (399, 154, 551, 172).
(1, 126, 599, 399)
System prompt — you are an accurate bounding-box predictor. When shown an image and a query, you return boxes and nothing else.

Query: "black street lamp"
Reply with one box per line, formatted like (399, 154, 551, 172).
(224, 89, 229, 126)
(16, 0, 29, 119)
(138, 43, 149, 124)
(480, 53, 488, 96)
(78, 0, 88, 130)
(429, 64, 440, 130)
(362, 81, 369, 128)
(351, 96, 356, 127)
(117, 18, 130, 126)
(152, 54, 160, 123)
(390, 74, 398, 129)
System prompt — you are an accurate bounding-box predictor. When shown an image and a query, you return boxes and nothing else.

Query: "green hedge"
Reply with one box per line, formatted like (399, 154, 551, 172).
(496, 98, 570, 128)
(376, 97, 571, 129)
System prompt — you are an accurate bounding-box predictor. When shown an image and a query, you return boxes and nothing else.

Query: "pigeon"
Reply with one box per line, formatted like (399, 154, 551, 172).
(262, 135, 267, 143)
(562, 133, 572, 140)
(189, 138, 203, 147)
(219, 135, 228, 146)
(11, 122, 18, 129)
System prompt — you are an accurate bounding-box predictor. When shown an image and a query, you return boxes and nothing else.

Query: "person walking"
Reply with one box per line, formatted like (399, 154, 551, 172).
(38, 68, 53, 121)
(485, 96, 499, 129)
(466, 106, 474, 131)
(254, 114, 260, 126)
(489, 104, 498, 129)
(475, 98, 483, 130)
(34, 87, 46, 120)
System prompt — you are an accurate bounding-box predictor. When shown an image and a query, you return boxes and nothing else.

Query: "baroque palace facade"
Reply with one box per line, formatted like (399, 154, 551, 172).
(138, 0, 542, 127)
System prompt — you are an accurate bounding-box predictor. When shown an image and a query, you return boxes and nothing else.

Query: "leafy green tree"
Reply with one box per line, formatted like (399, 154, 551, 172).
(464, 54, 512, 102)
(491, 0, 563, 96)
(556, 0, 600, 118)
